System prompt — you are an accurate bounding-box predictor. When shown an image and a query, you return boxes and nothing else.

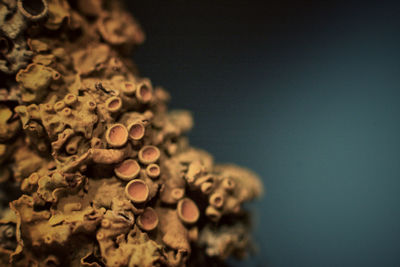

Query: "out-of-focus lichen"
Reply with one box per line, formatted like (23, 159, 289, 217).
(0, 0, 263, 266)
(198, 222, 252, 260)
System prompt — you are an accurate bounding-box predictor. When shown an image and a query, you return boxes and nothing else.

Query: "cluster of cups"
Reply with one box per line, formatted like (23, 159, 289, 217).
(103, 114, 200, 232)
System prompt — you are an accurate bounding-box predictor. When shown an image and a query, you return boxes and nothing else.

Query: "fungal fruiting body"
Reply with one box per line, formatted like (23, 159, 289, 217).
(0, 0, 263, 266)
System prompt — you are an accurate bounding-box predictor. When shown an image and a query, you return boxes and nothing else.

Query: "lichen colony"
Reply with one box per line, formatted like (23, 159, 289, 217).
(0, 0, 263, 266)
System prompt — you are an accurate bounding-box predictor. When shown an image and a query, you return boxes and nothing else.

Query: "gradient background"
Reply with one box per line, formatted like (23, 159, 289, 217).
(128, 1, 400, 266)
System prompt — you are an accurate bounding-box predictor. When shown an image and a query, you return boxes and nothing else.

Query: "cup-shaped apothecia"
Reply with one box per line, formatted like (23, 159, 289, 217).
(114, 159, 140, 181)
(125, 179, 149, 204)
(138, 145, 160, 164)
(64, 93, 77, 105)
(54, 100, 65, 112)
(18, 0, 48, 21)
(136, 82, 152, 103)
(171, 188, 184, 201)
(209, 192, 224, 209)
(65, 136, 81, 155)
(127, 121, 145, 141)
(62, 107, 72, 117)
(137, 207, 159, 231)
(106, 123, 128, 147)
(52, 71, 61, 80)
(121, 82, 136, 96)
(177, 198, 200, 224)
(87, 100, 97, 111)
(105, 97, 122, 113)
(146, 164, 160, 178)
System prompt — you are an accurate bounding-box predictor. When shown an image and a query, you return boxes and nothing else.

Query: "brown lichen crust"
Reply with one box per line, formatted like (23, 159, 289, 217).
(0, 0, 264, 266)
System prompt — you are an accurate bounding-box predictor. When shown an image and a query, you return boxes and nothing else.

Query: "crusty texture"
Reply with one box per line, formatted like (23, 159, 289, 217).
(0, 0, 263, 266)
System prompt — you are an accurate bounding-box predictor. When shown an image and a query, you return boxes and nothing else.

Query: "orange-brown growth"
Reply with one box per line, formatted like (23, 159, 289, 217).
(136, 82, 152, 103)
(114, 159, 140, 181)
(177, 198, 200, 224)
(106, 124, 128, 147)
(0, 0, 262, 266)
(106, 97, 122, 113)
(128, 121, 145, 141)
(138, 145, 160, 164)
(146, 164, 160, 178)
(125, 179, 149, 203)
(137, 207, 159, 231)
(122, 82, 136, 96)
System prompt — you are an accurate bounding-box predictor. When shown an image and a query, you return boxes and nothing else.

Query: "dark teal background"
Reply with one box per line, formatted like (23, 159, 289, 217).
(129, 1, 400, 266)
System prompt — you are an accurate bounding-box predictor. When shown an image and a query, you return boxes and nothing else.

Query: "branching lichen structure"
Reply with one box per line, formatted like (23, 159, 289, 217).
(0, 0, 263, 266)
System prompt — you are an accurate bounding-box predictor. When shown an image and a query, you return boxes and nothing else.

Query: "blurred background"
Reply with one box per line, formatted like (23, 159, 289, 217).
(128, 1, 400, 266)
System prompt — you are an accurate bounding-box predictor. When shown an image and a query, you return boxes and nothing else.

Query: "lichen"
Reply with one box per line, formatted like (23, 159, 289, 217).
(0, 0, 263, 266)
